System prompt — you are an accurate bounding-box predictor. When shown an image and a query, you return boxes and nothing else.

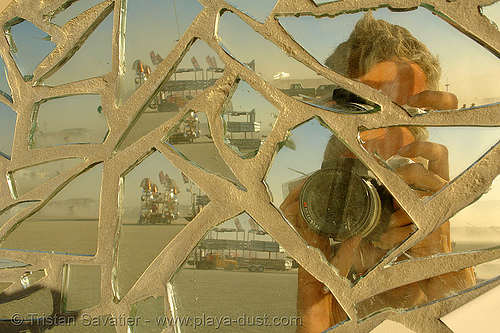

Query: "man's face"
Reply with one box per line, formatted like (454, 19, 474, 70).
(356, 59, 427, 157)
(358, 59, 428, 105)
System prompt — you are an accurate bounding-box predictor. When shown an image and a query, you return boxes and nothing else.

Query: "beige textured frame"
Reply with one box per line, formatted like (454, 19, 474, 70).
(0, 0, 499, 332)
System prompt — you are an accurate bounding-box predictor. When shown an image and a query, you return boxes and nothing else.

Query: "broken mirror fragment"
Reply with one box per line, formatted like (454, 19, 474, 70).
(473, 257, 500, 284)
(278, 7, 500, 110)
(354, 261, 476, 322)
(450, 175, 500, 256)
(266, 117, 420, 282)
(117, 40, 221, 151)
(0, 287, 52, 320)
(169, 212, 301, 332)
(0, 102, 16, 159)
(164, 110, 245, 189)
(355, 175, 500, 319)
(0, 164, 102, 255)
(29, 95, 108, 149)
(114, 151, 208, 299)
(49, 316, 116, 332)
(225, 0, 278, 23)
(358, 126, 500, 196)
(20, 269, 46, 289)
(61, 264, 101, 312)
(369, 320, 416, 333)
(49, 0, 108, 26)
(217, 12, 379, 114)
(129, 296, 165, 333)
(481, 1, 500, 30)
(0, 257, 28, 269)
(222, 78, 278, 159)
(312, 0, 341, 5)
(8, 158, 84, 197)
(0, 55, 11, 99)
(42, 9, 113, 86)
(4, 18, 56, 81)
(120, 0, 204, 105)
(0, 202, 38, 228)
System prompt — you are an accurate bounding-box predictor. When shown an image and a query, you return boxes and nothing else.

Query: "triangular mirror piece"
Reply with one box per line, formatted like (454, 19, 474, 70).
(114, 151, 208, 299)
(0, 164, 102, 255)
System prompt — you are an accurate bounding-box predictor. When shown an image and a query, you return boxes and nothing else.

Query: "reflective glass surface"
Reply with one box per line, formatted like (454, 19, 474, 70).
(354, 262, 475, 321)
(225, 0, 278, 23)
(0, 202, 37, 228)
(0, 257, 28, 270)
(117, 40, 220, 151)
(169, 212, 300, 332)
(50, 0, 107, 26)
(267, 118, 418, 279)
(165, 110, 244, 188)
(450, 175, 500, 255)
(9, 158, 84, 197)
(222, 78, 278, 158)
(0, 164, 102, 255)
(358, 126, 500, 188)
(278, 7, 500, 109)
(5, 19, 56, 81)
(129, 296, 165, 333)
(43, 9, 113, 86)
(29, 95, 108, 148)
(218, 12, 378, 114)
(20, 269, 46, 289)
(0, 102, 16, 159)
(120, 0, 204, 104)
(481, 1, 500, 29)
(62, 264, 101, 312)
(0, 55, 11, 98)
(0, 288, 52, 320)
(115, 151, 206, 299)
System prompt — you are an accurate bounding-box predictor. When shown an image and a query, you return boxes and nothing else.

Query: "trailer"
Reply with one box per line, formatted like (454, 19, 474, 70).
(187, 238, 289, 272)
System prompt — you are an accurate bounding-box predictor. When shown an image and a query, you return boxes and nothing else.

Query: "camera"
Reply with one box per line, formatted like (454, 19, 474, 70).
(299, 158, 394, 242)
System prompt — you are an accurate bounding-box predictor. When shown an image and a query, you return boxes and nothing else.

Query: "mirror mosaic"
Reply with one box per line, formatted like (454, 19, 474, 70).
(42, 6, 113, 86)
(0, 0, 497, 332)
(114, 150, 209, 299)
(278, 7, 500, 110)
(0, 164, 102, 255)
(29, 95, 108, 149)
(168, 212, 300, 332)
(217, 11, 380, 114)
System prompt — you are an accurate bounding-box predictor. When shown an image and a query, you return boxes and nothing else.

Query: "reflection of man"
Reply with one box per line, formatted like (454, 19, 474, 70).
(280, 13, 475, 331)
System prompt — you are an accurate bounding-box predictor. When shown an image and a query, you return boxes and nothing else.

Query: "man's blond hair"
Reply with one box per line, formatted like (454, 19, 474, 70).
(325, 12, 441, 90)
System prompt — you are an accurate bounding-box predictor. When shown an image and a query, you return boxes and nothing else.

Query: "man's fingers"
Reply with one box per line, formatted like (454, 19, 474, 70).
(398, 141, 449, 180)
(380, 225, 415, 244)
(407, 90, 458, 110)
(388, 208, 413, 228)
(279, 183, 304, 211)
(330, 235, 362, 277)
(395, 163, 448, 193)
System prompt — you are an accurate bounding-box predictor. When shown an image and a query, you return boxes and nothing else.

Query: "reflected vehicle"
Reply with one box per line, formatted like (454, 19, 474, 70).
(279, 83, 316, 98)
(315, 84, 336, 97)
(167, 110, 200, 144)
(138, 172, 180, 225)
(188, 218, 290, 273)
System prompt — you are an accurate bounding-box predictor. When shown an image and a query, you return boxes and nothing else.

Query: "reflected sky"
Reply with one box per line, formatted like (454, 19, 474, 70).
(0, 102, 16, 158)
(266, 118, 331, 205)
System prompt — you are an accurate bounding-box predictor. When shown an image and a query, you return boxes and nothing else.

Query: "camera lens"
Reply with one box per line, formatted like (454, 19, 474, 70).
(299, 168, 382, 241)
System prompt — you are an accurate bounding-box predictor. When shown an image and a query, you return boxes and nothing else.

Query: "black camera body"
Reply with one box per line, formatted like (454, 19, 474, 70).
(299, 158, 394, 242)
